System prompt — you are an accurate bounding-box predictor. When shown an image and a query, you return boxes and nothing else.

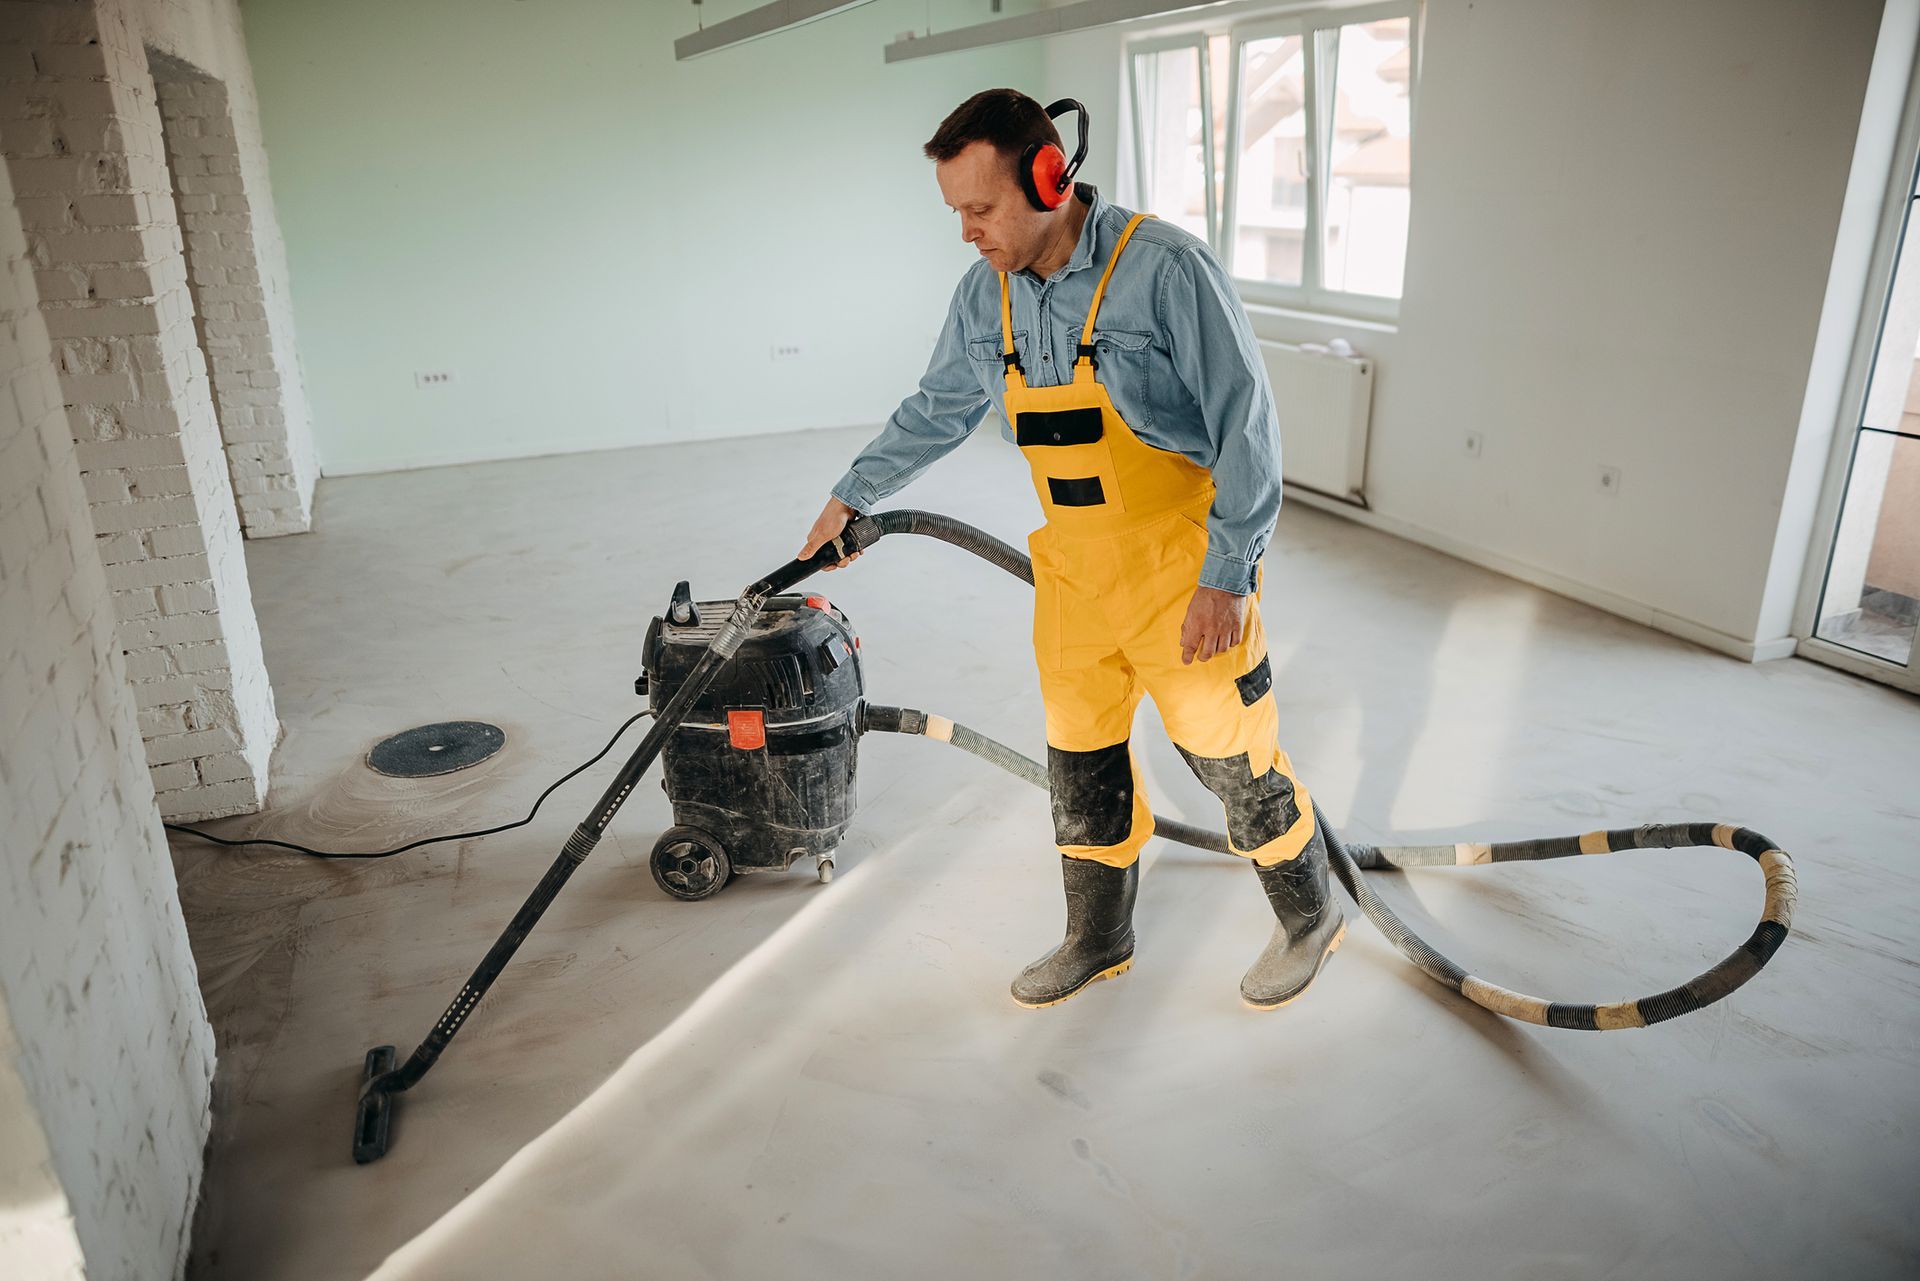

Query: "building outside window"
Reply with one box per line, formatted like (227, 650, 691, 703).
(1127, 4, 1418, 320)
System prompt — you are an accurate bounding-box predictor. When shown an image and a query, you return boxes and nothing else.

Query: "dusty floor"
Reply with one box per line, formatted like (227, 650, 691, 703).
(173, 426, 1919, 1280)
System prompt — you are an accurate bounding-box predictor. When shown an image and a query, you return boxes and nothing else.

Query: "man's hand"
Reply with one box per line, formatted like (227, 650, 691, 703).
(799, 496, 862, 571)
(1180, 585, 1248, 664)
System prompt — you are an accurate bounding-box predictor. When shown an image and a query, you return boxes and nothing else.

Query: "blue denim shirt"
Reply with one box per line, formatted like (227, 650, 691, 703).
(831, 184, 1282, 595)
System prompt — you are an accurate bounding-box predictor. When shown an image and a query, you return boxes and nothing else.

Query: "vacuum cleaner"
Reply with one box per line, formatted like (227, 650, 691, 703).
(636, 578, 861, 897)
(348, 510, 1798, 1163)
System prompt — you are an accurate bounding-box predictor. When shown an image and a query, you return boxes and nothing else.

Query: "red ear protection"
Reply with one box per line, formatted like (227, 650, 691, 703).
(1025, 144, 1071, 209)
(1019, 98, 1089, 212)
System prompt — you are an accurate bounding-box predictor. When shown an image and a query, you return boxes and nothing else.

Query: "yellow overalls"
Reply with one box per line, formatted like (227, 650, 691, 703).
(1004, 214, 1317, 870)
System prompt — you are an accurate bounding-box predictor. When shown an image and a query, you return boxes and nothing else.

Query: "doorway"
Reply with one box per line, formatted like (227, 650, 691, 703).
(1805, 146, 1920, 692)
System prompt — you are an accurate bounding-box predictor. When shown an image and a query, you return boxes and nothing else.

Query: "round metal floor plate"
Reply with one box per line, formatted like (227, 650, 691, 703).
(367, 721, 505, 777)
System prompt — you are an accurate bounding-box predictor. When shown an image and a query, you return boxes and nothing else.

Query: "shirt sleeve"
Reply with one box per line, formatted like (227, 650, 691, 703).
(831, 271, 992, 513)
(1157, 244, 1283, 596)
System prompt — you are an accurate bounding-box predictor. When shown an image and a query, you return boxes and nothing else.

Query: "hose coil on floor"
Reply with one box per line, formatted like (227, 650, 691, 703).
(854, 509, 1798, 1031)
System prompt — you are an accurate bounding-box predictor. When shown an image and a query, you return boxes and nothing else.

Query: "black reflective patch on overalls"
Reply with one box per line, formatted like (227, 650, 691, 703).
(1047, 476, 1106, 507)
(1234, 655, 1272, 706)
(1175, 747, 1303, 852)
(1048, 742, 1135, 847)
(1016, 406, 1104, 447)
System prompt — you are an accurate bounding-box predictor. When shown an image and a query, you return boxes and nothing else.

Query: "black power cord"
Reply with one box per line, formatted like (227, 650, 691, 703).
(161, 709, 654, 860)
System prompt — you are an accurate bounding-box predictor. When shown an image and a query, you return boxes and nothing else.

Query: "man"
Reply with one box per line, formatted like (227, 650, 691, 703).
(799, 89, 1343, 1010)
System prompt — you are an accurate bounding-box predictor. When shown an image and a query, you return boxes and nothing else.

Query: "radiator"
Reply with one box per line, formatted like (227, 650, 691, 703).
(1259, 340, 1374, 501)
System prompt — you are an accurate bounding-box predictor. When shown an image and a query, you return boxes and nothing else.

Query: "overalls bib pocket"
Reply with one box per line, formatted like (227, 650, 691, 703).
(1016, 404, 1127, 515)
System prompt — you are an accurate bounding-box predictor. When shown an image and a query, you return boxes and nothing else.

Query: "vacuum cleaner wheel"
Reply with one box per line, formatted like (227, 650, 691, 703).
(650, 825, 732, 901)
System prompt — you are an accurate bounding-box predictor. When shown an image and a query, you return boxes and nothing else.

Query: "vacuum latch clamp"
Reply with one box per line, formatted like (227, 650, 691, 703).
(668, 579, 700, 627)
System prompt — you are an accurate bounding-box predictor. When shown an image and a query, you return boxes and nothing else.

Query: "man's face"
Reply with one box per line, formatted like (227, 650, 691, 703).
(936, 140, 1054, 275)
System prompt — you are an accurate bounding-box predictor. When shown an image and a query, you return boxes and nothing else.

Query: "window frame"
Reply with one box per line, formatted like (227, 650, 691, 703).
(1126, 0, 1420, 323)
(1126, 33, 1221, 255)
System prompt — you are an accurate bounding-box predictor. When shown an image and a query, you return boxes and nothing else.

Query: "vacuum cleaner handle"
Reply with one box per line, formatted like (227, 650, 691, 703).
(758, 515, 882, 596)
(839, 512, 885, 555)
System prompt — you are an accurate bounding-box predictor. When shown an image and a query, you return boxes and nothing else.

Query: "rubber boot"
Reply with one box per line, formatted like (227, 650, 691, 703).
(1011, 856, 1139, 1008)
(1242, 825, 1346, 1009)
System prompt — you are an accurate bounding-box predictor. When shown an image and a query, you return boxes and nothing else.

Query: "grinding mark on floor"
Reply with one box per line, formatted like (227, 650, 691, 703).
(1037, 1069, 1092, 1111)
(496, 662, 596, 723)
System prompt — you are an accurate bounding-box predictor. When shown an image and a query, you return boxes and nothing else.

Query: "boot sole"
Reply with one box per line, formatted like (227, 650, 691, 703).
(1011, 956, 1134, 1009)
(1242, 922, 1347, 1011)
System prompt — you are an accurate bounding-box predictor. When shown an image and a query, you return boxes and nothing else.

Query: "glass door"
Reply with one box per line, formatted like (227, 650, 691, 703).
(1807, 157, 1920, 692)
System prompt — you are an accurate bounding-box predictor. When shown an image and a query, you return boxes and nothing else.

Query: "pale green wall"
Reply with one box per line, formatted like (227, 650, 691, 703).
(241, 0, 1045, 475)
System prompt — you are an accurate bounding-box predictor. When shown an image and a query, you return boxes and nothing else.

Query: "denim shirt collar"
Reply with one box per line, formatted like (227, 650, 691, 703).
(1016, 182, 1104, 285)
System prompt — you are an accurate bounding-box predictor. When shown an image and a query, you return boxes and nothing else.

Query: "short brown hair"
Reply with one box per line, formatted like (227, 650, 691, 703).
(924, 88, 1062, 176)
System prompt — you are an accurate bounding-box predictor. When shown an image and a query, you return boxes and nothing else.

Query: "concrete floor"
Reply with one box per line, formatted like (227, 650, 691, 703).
(173, 425, 1920, 1281)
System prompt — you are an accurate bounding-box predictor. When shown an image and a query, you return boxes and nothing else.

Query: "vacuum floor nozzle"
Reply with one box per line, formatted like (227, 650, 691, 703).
(353, 1045, 398, 1164)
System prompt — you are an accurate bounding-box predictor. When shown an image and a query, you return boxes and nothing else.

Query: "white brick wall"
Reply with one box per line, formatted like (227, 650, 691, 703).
(153, 59, 316, 537)
(1, 0, 280, 822)
(0, 139, 214, 1281)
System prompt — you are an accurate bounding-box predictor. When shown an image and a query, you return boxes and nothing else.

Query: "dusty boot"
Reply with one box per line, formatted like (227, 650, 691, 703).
(1242, 826, 1346, 1009)
(1011, 856, 1139, 1008)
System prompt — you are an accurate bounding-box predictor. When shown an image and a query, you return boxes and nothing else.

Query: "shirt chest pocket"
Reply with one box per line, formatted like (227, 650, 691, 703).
(967, 332, 1024, 440)
(1064, 325, 1154, 419)
(966, 331, 1025, 377)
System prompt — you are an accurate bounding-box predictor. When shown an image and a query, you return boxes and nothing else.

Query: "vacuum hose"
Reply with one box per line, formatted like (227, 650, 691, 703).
(350, 506, 1796, 1164)
(851, 511, 1798, 1032)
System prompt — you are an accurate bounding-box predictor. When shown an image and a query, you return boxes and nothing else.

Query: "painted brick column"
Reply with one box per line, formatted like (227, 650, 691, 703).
(153, 60, 317, 537)
(0, 0, 277, 820)
(0, 124, 214, 1281)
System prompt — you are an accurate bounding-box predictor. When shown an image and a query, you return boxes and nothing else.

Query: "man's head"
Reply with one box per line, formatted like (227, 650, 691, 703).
(925, 89, 1078, 275)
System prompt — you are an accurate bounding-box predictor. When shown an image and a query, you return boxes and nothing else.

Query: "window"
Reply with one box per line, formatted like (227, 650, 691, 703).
(1227, 31, 1309, 287)
(1127, 4, 1418, 318)
(1127, 36, 1227, 246)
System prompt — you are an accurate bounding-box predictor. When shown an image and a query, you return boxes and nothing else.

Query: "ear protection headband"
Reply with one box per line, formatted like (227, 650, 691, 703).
(1019, 98, 1089, 212)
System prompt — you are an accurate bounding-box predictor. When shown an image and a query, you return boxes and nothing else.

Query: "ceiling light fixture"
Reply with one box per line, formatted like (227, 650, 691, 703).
(677, 0, 880, 61)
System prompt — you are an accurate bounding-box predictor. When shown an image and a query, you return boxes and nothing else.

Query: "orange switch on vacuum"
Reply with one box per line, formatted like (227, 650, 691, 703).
(727, 709, 766, 750)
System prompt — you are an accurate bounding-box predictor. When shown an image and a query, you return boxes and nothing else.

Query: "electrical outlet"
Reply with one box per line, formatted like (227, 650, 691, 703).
(1463, 432, 1483, 459)
(770, 343, 803, 362)
(414, 370, 453, 389)
(1597, 465, 1623, 496)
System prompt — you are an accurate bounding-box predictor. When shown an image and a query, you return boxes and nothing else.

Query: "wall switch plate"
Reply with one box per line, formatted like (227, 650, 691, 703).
(414, 370, 453, 388)
(1597, 465, 1623, 496)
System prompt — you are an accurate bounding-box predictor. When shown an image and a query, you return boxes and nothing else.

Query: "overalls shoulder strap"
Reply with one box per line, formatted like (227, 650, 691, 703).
(1075, 213, 1153, 374)
(999, 267, 1023, 379)
(997, 211, 1156, 382)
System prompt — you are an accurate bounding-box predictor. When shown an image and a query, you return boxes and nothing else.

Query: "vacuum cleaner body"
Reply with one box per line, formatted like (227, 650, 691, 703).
(638, 581, 863, 897)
